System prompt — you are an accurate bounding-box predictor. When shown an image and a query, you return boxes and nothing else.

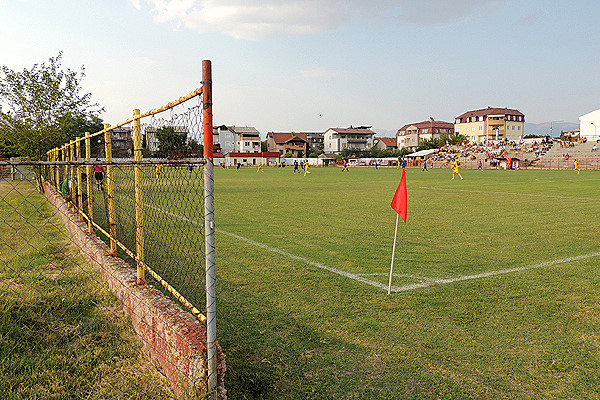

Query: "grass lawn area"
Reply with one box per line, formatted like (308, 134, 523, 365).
(210, 166, 600, 399)
(0, 181, 175, 399)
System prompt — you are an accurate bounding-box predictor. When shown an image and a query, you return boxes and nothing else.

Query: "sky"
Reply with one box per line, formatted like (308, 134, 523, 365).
(1, 0, 599, 137)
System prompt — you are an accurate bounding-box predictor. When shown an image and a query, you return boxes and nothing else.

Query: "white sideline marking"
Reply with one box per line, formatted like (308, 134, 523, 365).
(386, 251, 600, 293)
(215, 229, 402, 292)
(123, 196, 600, 293)
(125, 196, 403, 292)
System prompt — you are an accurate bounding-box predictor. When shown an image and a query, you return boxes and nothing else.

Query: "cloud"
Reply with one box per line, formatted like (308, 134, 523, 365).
(135, 0, 508, 40)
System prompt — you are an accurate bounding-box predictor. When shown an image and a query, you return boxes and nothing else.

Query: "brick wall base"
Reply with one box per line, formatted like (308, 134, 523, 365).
(43, 183, 226, 399)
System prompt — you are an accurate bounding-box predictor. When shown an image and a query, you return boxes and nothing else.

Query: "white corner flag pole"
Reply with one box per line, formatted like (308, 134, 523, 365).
(387, 213, 400, 295)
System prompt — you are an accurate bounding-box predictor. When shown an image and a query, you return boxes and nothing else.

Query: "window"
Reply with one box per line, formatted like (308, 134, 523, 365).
(479, 126, 483, 131)
(245, 141, 250, 146)
(518, 126, 521, 130)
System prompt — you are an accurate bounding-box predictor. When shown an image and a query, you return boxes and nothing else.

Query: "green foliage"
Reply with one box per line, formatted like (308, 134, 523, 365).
(0, 52, 103, 160)
(284, 152, 293, 157)
(339, 146, 409, 159)
(155, 126, 188, 157)
(416, 132, 468, 152)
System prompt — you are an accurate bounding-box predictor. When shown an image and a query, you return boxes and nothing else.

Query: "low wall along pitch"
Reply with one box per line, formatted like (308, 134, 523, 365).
(43, 182, 227, 399)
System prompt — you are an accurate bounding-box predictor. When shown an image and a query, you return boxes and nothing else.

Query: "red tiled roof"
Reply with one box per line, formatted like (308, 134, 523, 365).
(455, 107, 524, 119)
(268, 132, 308, 144)
(396, 121, 454, 135)
(379, 137, 397, 147)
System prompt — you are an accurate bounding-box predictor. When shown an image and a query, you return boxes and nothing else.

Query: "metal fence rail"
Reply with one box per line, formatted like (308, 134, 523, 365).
(1, 60, 220, 398)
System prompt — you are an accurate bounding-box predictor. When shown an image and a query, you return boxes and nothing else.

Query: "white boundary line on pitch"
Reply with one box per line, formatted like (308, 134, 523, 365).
(120, 196, 403, 292)
(120, 195, 600, 293)
(361, 251, 600, 292)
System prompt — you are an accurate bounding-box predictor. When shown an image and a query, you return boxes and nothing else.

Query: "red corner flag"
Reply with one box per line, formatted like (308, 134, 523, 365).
(390, 168, 407, 223)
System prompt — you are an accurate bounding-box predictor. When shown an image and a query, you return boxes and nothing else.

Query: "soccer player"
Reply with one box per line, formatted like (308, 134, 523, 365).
(304, 160, 311, 176)
(293, 160, 299, 173)
(422, 159, 429, 172)
(477, 160, 483, 171)
(574, 159, 580, 174)
(155, 163, 163, 179)
(451, 160, 463, 180)
(257, 162, 264, 172)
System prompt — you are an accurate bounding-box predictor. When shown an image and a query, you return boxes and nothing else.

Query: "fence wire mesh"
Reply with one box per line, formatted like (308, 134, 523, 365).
(0, 168, 178, 398)
(1, 87, 221, 398)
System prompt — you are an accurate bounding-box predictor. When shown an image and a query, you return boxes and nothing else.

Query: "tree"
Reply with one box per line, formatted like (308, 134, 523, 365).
(0, 52, 103, 159)
(155, 126, 188, 158)
(0, 52, 103, 187)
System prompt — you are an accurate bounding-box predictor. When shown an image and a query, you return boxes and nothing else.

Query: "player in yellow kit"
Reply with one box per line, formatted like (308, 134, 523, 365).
(257, 162, 264, 172)
(304, 160, 311, 176)
(574, 159, 580, 175)
(451, 160, 463, 180)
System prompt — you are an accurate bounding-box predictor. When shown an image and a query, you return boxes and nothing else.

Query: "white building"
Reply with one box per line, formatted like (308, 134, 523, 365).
(213, 125, 262, 154)
(579, 108, 600, 141)
(323, 126, 375, 154)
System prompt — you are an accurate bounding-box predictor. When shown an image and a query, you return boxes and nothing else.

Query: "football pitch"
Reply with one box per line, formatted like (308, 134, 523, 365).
(210, 166, 600, 399)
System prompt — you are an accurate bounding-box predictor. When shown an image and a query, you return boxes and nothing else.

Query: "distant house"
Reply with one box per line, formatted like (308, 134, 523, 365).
(323, 126, 376, 154)
(304, 132, 325, 152)
(232, 126, 261, 152)
(373, 137, 398, 151)
(213, 125, 262, 153)
(396, 120, 454, 151)
(454, 107, 525, 143)
(111, 126, 133, 157)
(225, 152, 280, 167)
(579, 108, 600, 141)
(266, 132, 309, 157)
(213, 125, 236, 154)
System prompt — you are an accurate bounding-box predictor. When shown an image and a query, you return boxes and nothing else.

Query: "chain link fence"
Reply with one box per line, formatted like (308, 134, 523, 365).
(1, 63, 223, 399)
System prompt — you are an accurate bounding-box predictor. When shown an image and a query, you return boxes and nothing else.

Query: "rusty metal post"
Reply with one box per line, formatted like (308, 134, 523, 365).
(133, 109, 145, 285)
(85, 132, 94, 233)
(203, 59, 217, 399)
(104, 124, 117, 256)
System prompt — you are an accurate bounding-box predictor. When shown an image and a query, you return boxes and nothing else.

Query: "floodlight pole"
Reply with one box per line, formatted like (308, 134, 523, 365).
(203, 59, 217, 399)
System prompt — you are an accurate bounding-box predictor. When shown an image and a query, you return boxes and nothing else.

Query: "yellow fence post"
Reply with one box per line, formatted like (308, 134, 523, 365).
(54, 149, 59, 191)
(133, 109, 145, 285)
(70, 140, 75, 213)
(76, 139, 83, 222)
(85, 132, 94, 233)
(62, 145, 67, 194)
(104, 124, 117, 256)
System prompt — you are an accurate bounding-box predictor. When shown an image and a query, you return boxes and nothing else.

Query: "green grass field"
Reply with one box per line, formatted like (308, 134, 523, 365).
(0, 182, 175, 399)
(208, 166, 600, 399)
